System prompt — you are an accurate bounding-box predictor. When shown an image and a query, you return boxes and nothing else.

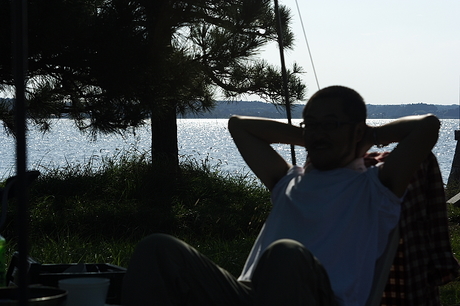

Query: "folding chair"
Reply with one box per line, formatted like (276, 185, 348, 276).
(365, 152, 459, 306)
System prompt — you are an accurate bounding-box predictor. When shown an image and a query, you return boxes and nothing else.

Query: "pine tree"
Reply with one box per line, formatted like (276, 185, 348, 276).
(0, 0, 306, 167)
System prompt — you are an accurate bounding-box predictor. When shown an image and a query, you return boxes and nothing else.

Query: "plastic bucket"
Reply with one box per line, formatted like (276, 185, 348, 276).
(58, 277, 109, 306)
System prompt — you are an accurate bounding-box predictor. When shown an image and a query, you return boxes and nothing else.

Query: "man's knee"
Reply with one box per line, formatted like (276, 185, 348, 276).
(135, 233, 180, 253)
(266, 239, 305, 252)
(128, 233, 193, 270)
(263, 239, 316, 266)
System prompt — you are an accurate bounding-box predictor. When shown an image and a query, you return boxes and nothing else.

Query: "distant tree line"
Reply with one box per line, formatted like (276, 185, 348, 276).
(366, 103, 459, 119)
(2, 97, 457, 120)
(180, 101, 460, 119)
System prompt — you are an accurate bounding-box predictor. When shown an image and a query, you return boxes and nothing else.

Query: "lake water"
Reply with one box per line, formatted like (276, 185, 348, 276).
(0, 118, 458, 184)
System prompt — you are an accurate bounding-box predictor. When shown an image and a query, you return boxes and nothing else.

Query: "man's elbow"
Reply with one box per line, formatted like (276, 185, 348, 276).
(422, 114, 440, 132)
(421, 114, 441, 143)
(228, 115, 242, 134)
(423, 114, 440, 126)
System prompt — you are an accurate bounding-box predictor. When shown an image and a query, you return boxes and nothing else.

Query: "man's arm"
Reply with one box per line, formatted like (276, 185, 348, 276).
(228, 116, 305, 191)
(359, 114, 440, 197)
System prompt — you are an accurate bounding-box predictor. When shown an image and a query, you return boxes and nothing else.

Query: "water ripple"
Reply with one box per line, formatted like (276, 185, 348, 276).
(0, 118, 458, 185)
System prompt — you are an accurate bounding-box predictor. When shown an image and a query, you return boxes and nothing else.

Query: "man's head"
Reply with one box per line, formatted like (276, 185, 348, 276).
(302, 86, 366, 124)
(301, 86, 367, 170)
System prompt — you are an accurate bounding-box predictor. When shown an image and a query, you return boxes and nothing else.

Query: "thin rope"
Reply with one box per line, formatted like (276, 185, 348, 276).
(294, 0, 320, 91)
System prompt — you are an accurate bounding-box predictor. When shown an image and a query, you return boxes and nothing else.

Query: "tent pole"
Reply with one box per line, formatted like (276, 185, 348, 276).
(12, 0, 29, 304)
(274, 0, 296, 165)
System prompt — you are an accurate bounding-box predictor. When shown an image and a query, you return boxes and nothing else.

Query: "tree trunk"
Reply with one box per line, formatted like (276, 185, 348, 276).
(151, 104, 179, 168)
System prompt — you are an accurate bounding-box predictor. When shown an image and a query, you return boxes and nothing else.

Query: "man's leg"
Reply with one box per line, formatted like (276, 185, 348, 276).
(122, 233, 252, 306)
(251, 239, 337, 306)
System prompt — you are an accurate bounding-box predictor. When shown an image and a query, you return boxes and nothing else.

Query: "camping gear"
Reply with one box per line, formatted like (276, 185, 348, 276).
(6, 253, 125, 305)
(0, 286, 67, 306)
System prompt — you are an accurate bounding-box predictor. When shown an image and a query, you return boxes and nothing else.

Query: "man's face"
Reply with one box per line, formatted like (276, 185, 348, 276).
(302, 98, 363, 170)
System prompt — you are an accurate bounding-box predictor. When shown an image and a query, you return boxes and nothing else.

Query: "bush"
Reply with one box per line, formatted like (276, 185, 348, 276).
(2, 152, 270, 276)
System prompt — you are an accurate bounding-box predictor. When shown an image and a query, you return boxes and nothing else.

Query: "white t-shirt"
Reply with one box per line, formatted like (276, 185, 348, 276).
(238, 160, 401, 306)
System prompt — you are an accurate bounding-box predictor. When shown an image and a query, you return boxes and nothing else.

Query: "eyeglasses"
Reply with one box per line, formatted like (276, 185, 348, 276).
(300, 120, 354, 131)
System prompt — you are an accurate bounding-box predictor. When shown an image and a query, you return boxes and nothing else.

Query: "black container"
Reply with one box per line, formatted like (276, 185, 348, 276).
(7, 253, 126, 305)
(0, 286, 67, 306)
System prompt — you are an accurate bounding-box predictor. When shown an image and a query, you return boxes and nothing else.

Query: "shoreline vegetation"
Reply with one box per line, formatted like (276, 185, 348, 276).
(180, 101, 460, 119)
(2, 152, 460, 304)
(2, 98, 460, 120)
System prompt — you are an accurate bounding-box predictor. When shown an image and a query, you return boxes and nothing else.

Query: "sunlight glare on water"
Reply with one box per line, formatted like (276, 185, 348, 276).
(0, 118, 458, 185)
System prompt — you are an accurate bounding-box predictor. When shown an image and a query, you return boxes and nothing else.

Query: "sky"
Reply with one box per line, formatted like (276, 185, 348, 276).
(245, 0, 460, 105)
(2, 1, 459, 106)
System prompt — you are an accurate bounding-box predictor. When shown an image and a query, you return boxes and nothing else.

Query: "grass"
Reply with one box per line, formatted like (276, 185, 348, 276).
(2, 151, 270, 277)
(2, 151, 460, 304)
